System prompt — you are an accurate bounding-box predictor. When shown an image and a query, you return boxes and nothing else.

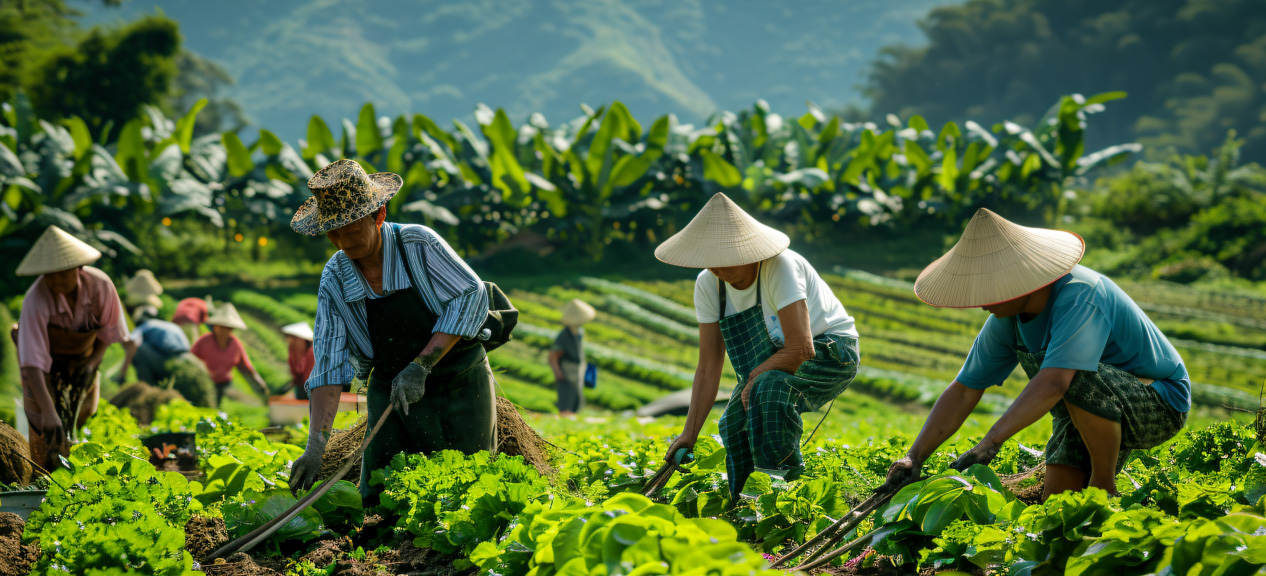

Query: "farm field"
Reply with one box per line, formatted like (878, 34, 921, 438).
(3, 270, 1266, 575)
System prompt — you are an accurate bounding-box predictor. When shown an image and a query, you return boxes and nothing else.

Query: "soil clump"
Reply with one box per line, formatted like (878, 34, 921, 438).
(0, 421, 32, 485)
(184, 515, 228, 561)
(197, 552, 284, 576)
(0, 512, 39, 576)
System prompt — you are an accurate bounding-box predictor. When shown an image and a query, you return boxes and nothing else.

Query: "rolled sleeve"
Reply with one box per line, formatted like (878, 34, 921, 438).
(306, 288, 356, 391)
(418, 233, 487, 338)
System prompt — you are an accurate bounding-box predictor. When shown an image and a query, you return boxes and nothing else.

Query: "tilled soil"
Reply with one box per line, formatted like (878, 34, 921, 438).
(197, 552, 285, 576)
(0, 512, 38, 576)
(185, 515, 229, 561)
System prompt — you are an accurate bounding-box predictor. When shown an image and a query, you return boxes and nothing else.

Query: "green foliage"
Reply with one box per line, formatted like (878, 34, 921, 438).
(191, 414, 303, 507)
(864, 0, 1266, 160)
(221, 481, 361, 551)
(29, 15, 181, 137)
(77, 402, 146, 456)
(24, 444, 198, 575)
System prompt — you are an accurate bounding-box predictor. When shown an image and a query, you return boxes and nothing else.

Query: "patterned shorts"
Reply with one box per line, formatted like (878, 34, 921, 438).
(1046, 364, 1187, 472)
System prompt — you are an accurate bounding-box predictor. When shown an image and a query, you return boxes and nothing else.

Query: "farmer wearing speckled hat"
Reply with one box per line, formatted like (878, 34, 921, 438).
(286, 159, 498, 501)
(884, 208, 1191, 501)
(656, 193, 861, 501)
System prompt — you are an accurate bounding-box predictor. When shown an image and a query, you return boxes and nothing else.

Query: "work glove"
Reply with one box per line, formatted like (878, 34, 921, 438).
(289, 431, 327, 495)
(391, 360, 429, 416)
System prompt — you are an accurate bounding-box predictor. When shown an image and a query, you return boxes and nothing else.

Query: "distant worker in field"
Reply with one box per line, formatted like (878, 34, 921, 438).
(281, 322, 316, 400)
(286, 159, 497, 501)
(115, 305, 192, 387)
(551, 299, 595, 416)
(171, 295, 211, 345)
(884, 208, 1190, 501)
(657, 193, 860, 500)
(12, 225, 129, 469)
(190, 303, 271, 406)
(123, 269, 164, 311)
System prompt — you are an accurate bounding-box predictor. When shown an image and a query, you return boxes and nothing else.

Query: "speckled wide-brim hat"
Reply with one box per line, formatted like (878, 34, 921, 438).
(290, 159, 403, 236)
(914, 208, 1085, 308)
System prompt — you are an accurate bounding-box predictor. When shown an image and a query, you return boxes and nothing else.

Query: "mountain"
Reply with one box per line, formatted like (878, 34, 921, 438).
(83, 0, 953, 140)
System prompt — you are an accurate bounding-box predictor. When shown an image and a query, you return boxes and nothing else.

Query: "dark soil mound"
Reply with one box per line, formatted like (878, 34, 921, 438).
(197, 552, 283, 576)
(1001, 462, 1046, 506)
(0, 512, 39, 576)
(0, 422, 32, 485)
(495, 397, 554, 476)
(185, 515, 228, 561)
(110, 382, 185, 425)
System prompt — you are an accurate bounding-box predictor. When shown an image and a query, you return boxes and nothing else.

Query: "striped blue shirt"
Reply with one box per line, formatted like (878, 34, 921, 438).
(307, 223, 488, 391)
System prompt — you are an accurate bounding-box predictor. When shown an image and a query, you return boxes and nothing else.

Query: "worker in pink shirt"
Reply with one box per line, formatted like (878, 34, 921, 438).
(12, 226, 129, 469)
(190, 303, 270, 406)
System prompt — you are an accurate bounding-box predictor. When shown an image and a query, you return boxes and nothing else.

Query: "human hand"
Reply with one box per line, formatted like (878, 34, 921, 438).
(882, 456, 921, 492)
(950, 440, 1000, 471)
(390, 361, 429, 416)
(289, 432, 328, 495)
(30, 410, 65, 453)
(664, 434, 696, 464)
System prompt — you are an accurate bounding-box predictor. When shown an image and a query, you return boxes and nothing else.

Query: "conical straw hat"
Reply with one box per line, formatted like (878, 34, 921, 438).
(124, 270, 164, 308)
(560, 299, 596, 327)
(16, 225, 102, 276)
(205, 302, 248, 330)
(914, 208, 1085, 308)
(280, 322, 314, 341)
(655, 193, 789, 268)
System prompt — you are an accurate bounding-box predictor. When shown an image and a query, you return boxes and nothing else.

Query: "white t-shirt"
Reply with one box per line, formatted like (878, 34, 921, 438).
(693, 249, 858, 346)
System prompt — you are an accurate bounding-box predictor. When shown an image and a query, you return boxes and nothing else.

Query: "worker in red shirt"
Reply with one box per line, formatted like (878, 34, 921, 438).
(190, 303, 270, 406)
(282, 322, 316, 400)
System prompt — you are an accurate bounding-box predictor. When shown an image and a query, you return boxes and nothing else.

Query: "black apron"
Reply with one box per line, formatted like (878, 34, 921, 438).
(357, 226, 496, 501)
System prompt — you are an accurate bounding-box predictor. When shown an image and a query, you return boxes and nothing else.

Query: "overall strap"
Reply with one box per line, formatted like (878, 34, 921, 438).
(392, 224, 437, 314)
(715, 262, 762, 323)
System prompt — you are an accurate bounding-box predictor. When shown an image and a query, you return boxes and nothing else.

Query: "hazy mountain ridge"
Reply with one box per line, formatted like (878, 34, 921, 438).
(84, 0, 952, 139)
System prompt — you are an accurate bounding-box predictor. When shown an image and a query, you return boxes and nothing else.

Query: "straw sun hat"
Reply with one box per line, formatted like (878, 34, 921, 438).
(280, 322, 315, 342)
(291, 159, 403, 236)
(205, 302, 248, 330)
(124, 270, 164, 309)
(914, 208, 1085, 308)
(561, 299, 596, 327)
(655, 193, 790, 268)
(16, 225, 102, 276)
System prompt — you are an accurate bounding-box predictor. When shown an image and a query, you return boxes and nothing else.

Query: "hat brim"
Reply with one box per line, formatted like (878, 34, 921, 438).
(654, 226, 789, 268)
(290, 173, 403, 236)
(206, 317, 248, 330)
(914, 229, 1085, 308)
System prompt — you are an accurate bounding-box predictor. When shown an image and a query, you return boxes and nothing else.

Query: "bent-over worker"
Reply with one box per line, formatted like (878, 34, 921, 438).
(286, 159, 496, 501)
(117, 305, 193, 387)
(657, 193, 860, 500)
(190, 303, 270, 406)
(13, 226, 129, 469)
(281, 322, 316, 400)
(884, 209, 1190, 500)
(550, 299, 594, 416)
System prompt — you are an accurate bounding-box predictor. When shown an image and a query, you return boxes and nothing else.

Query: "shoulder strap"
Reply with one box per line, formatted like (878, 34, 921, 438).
(393, 224, 437, 308)
(717, 276, 726, 323)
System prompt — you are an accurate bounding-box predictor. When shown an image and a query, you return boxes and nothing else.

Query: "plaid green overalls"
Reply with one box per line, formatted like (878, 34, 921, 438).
(716, 267, 859, 500)
(1011, 318, 1185, 474)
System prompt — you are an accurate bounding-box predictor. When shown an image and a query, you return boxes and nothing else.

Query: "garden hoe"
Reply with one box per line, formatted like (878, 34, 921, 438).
(204, 403, 396, 561)
(769, 476, 919, 571)
(641, 447, 695, 498)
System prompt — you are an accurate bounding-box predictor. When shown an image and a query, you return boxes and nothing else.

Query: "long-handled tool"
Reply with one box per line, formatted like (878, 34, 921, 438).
(204, 403, 394, 561)
(641, 447, 695, 497)
(769, 477, 916, 571)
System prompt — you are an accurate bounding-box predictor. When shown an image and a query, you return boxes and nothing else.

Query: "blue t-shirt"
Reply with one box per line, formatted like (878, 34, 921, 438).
(132, 320, 192, 357)
(955, 265, 1191, 413)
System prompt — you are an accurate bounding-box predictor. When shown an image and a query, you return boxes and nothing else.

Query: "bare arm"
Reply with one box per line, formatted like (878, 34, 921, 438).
(20, 367, 56, 417)
(667, 321, 726, 461)
(415, 332, 461, 369)
(906, 381, 985, 464)
(118, 339, 139, 380)
(238, 363, 272, 400)
(306, 384, 342, 440)
(743, 299, 814, 408)
(548, 349, 564, 380)
(979, 367, 1076, 450)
